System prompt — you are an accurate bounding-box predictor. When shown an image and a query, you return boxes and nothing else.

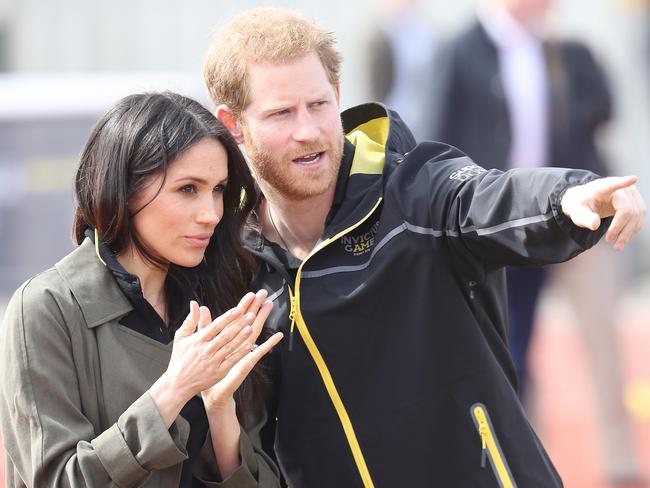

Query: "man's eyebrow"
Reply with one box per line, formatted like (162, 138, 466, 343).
(260, 104, 291, 115)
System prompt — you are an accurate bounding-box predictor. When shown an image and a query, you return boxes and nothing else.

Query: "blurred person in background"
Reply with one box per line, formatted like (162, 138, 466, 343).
(0, 92, 283, 488)
(204, 7, 645, 487)
(430, 0, 645, 484)
(366, 0, 437, 141)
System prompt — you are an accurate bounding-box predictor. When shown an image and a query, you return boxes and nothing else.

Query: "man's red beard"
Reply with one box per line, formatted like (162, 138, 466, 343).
(244, 136, 344, 201)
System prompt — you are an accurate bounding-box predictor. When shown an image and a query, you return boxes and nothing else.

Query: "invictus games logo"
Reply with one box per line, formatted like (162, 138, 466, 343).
(340, 220, 380, 256)
(449, 164, 487, 181)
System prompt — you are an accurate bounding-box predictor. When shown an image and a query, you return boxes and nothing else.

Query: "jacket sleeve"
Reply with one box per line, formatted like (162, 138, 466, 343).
(402, 142, 607, 269)
(193, 403, 281, 487)
(0, 278, 190, 487)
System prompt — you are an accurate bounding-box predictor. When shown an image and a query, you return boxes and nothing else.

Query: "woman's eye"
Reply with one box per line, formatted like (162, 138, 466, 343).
(180, 184, 196, 193)
(214, 184, 226, 193)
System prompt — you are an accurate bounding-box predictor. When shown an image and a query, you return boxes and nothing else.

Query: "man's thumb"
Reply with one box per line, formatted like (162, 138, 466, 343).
(570, 205, 601, 231)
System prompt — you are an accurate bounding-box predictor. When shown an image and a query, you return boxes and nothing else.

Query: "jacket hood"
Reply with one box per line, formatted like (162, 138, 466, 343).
(341, 102, 417, 177)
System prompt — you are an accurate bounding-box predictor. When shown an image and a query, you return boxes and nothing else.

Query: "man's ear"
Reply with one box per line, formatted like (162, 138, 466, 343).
(216, 104, 244, 144)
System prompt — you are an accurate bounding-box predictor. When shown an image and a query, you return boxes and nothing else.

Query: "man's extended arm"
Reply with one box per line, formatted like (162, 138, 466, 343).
(399, 141, 645, 268)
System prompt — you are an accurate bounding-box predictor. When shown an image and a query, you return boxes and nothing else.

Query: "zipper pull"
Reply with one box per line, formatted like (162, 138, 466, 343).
(475, 407, 489, 468)
(287, 288, 297, 351)
(480, 436, 487, 468)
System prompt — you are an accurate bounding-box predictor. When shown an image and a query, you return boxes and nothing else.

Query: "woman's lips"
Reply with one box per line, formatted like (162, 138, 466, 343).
(184, 232, 213, 247)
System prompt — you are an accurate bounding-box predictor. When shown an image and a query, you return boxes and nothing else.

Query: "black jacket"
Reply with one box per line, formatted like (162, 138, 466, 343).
(245, 103, 605, 488)
(430, 21, 612, 176)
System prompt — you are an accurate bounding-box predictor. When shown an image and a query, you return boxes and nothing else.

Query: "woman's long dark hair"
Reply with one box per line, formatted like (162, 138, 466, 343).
(73, 92, 267, 410)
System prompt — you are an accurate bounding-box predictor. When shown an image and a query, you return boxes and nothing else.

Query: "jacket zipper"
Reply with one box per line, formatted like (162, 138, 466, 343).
(287, 286, 297, 351)
(470, 403, 518, 488)
(289, 197, 383, 488)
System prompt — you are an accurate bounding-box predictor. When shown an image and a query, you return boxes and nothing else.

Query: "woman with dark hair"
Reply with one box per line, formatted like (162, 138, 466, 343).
(0, 92, 283, 487)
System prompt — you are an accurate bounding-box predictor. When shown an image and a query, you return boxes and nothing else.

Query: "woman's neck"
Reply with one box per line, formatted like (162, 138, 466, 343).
(116, 247, 169, 324)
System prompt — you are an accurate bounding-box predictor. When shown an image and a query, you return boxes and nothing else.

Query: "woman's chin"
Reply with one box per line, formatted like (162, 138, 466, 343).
(169, 251, 205, 269)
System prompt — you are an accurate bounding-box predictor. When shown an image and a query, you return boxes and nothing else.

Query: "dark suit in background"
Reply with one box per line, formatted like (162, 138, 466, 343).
(431, 21, 610, 176)
(430, 19, 643, 484)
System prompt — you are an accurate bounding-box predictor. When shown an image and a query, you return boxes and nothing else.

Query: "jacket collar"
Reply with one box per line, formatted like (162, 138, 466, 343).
(243, 102, 417, 255)
(327, 102, 416, 235)
(341, 102, 416, 163)
(55, 237, 133, 328)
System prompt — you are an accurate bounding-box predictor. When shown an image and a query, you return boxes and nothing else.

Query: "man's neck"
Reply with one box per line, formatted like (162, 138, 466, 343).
(261, 186, 336, 260)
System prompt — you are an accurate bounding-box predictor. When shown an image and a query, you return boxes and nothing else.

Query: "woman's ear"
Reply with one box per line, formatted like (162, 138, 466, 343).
(216, 105, 244, 144)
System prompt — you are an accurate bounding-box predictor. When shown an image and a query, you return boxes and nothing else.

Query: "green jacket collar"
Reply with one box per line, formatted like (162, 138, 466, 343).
(55, 238, 133, 328)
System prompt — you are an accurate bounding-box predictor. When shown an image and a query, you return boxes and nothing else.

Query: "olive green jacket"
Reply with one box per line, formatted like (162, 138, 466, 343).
(0, 238, 280, 487)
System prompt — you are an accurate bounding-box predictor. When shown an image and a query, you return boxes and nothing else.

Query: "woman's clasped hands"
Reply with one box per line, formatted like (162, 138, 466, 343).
(150, 290, 283, 426)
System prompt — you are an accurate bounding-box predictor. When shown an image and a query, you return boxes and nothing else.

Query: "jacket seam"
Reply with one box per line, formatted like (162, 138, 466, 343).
(302, 209, 559, 279)
(460, 211, 555, 236)
(300, 221, 457, 279)
(267, 282, 286, 302)
(18, 277, 47, 474)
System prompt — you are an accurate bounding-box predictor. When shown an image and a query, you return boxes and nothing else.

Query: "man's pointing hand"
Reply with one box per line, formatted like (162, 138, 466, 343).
(561, 175, 646, 251)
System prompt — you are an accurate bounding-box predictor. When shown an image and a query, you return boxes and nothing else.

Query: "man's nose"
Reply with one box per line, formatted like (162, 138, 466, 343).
(291, 107, 320, 143)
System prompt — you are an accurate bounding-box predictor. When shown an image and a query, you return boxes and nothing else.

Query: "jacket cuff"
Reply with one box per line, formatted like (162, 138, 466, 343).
(91, 392, 189, 486)
(550, 173, 610, 252)
(196, 429, 259, 487)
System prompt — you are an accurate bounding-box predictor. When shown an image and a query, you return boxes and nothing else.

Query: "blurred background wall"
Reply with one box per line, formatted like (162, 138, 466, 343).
(0, 0, 648, 297)
(0, 0, 648, 295)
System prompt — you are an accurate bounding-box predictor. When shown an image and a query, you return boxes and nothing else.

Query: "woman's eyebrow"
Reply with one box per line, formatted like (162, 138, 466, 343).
(172, 176, 228, 185)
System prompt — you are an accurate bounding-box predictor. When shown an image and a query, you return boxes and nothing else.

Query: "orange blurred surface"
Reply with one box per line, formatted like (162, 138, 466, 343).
(531, 297, 650, 488)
